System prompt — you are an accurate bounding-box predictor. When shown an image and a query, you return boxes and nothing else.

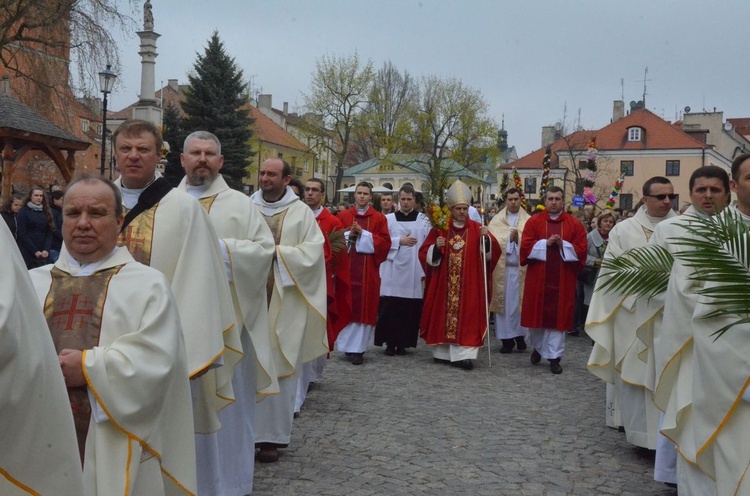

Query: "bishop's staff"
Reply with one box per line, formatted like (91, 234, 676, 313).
(480, 229, 492, 368)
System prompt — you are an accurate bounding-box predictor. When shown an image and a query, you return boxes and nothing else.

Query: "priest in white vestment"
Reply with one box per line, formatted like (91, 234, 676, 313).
(587, 177, 676, 448)
(642, 167, 730, 487)
(177, 131, 277, 495)
(111, 120, 239, 436)
(0, 221, 83, 496)
(29, 176, 196, 496)
(488, 188, 531, 353)
(251, 158, 328, 463)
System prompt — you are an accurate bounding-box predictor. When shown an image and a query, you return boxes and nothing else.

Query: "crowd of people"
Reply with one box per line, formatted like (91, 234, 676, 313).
(3, 117, 749, 495)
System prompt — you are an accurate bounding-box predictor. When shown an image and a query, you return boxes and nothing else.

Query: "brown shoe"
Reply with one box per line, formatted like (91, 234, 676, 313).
(256, 443, 279, 463)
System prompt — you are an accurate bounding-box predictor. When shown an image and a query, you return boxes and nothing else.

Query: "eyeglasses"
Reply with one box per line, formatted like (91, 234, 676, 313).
(644, 193, 677, 201)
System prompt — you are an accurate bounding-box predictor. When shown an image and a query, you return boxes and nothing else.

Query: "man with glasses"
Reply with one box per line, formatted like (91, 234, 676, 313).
(587, 176, 676, 450)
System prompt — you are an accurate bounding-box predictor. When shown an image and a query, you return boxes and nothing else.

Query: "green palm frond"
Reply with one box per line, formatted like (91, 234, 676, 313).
(669, 209, 750, 339)
(328, 228, 347, 254)
(596, 245, 674, 301)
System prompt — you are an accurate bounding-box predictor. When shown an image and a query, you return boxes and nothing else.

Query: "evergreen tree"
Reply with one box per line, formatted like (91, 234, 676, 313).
(181, 31, 253, 190)
(162, 103, 185, 186)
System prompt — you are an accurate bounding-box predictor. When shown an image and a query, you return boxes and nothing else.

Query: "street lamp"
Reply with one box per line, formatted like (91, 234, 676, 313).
(98, 64, 117, 176)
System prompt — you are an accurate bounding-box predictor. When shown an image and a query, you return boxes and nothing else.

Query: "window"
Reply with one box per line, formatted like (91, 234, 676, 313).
(304, 159, 309, 172)
(666, 160, 680, 176)
(671, 194, 680, 211)
(277, 153, 283, 159)
(524, 177, 536, 194)
(578, 160, 587, 169)
(619, 194, 633, 211)
(82, 120, 89, 132)
(628, 127, 642, 141)
(575, 178, 585, 195)
(620, 160, 634, 176)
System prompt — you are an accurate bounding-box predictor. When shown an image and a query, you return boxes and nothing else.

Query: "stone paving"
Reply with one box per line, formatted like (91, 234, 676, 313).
(253, 333, 677, 495)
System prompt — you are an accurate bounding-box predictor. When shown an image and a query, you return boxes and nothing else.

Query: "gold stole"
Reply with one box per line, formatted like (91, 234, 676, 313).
(199, 194, 218, 213)
(44, 265, 123, 463)
(117, 204, 158, 265)
(261, 210, 287, 307)
(445, 228, 467, 339)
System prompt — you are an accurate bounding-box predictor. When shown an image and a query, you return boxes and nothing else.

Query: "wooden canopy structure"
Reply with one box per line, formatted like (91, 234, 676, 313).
(0, 77, 90, 202)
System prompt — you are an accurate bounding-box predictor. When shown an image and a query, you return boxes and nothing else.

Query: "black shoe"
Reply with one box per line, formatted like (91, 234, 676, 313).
(433, 357, 450, 365)
(567, 329, 580, 337)
(530, 349, 541, 365)
(344, 352, 354, 357)
(395, 346, 407, 355)
(515, 336, 527, 351)
(351, 353, 364, 365)
(384, 346, 395, 356)
(550, 358, 563, 374)
(499, 339, 515, 354)
(451, 359, 473, 370)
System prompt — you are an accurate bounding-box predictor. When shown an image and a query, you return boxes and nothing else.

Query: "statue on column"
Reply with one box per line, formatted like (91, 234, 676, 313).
(144, 0, 154, 31)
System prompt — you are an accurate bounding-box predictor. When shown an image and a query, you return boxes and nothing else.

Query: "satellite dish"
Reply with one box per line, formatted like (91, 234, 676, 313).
(724, 122, 734, 131)
(684, 106, 691, 114)
(554, 122, 563, 131)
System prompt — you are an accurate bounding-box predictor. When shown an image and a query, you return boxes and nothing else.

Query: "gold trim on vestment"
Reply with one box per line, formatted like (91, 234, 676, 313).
(445, 234, 465, 340)
(199, 194, 218, 213)
(0, 467, 41, 496)
(118, 205, 158, 265)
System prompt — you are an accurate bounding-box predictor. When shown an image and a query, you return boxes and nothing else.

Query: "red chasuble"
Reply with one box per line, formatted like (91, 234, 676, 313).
(337, 206, 390, 325)
(317, 208, 352, 349)
(519, 211, 587, 331)
(418, 219, 501, 347)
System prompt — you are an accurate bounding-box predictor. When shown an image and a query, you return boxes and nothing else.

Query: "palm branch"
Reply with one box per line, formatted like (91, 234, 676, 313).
(668, 209, 750, 339)
(328, 228, 347, 254)
(597, 245, 674, 301)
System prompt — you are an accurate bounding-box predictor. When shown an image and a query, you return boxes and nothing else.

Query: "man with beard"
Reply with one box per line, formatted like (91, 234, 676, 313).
(250, 158, 328, 463)
(177, 131, 277, 494)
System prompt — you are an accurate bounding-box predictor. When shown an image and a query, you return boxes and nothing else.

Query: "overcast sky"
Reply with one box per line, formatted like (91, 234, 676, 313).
(109, 0, 750, 158)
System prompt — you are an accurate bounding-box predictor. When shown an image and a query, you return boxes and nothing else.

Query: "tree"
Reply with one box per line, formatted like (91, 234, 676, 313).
(180, 31, 253, 190)
(410, 75, 497, 198)
(0, 0, 135, 100)
(302, 52, 374, 203)
(161, 103, 185, 186)
(351, 60, 415, 162)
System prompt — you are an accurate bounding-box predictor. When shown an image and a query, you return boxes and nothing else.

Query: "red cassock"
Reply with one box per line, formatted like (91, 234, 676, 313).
(316, 208, 352, 350)
(418, 219, 501, 347)
(519, 211, 587, 331)
(336, 207, 390, 325)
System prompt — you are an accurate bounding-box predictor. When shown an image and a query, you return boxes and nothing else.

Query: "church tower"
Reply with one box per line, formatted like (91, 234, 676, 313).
(131, 0, 162, 126)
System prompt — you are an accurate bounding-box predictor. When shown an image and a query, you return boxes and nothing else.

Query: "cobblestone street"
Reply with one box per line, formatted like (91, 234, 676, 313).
(253, 333, 677, 496)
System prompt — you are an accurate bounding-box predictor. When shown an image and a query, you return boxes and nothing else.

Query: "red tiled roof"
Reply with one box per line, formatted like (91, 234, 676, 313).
(506, 109, 708, 169)
(727, 118, 750, 137)
(246, 105, 309, 152)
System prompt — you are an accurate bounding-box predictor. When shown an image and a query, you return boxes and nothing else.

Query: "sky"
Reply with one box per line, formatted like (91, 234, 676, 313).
(108, 0, 750, 158)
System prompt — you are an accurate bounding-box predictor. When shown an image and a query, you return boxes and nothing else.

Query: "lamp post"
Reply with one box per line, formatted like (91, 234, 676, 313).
(98, 64, 117, 176)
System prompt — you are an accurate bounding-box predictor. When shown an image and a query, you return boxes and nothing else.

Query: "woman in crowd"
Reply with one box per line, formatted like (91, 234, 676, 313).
(1, 193, 24, 239)
(16, 186, 53, 269)
(582, 211, 616, 310)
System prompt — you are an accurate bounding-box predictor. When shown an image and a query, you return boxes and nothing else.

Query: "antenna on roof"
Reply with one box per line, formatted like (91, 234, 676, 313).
(620, 77, 624, 101)
(501, 113, 505, 130)
(637, 67, 651, 106)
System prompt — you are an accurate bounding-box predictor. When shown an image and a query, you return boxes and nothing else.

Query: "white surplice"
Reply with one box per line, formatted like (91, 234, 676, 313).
(379, 210, 431, 298)
(0, 222, 83, 496)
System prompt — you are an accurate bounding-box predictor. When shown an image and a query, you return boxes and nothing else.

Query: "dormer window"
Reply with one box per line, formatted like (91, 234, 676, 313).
(628, 127, 642, 142)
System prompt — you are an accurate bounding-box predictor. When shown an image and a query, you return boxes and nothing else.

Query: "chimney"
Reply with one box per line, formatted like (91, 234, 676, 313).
(168, 79, 179, 91)
(541, 126, 557, 148)
(258, 94, 272, 110)
(612, 100, 624, 122)
(283, 102, 288, 115)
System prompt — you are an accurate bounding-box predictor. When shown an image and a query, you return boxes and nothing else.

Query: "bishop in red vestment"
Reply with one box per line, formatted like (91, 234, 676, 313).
(335, 182, 391, 364)
(419, 180, 501, 370)
(520, 187, 587, 374)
